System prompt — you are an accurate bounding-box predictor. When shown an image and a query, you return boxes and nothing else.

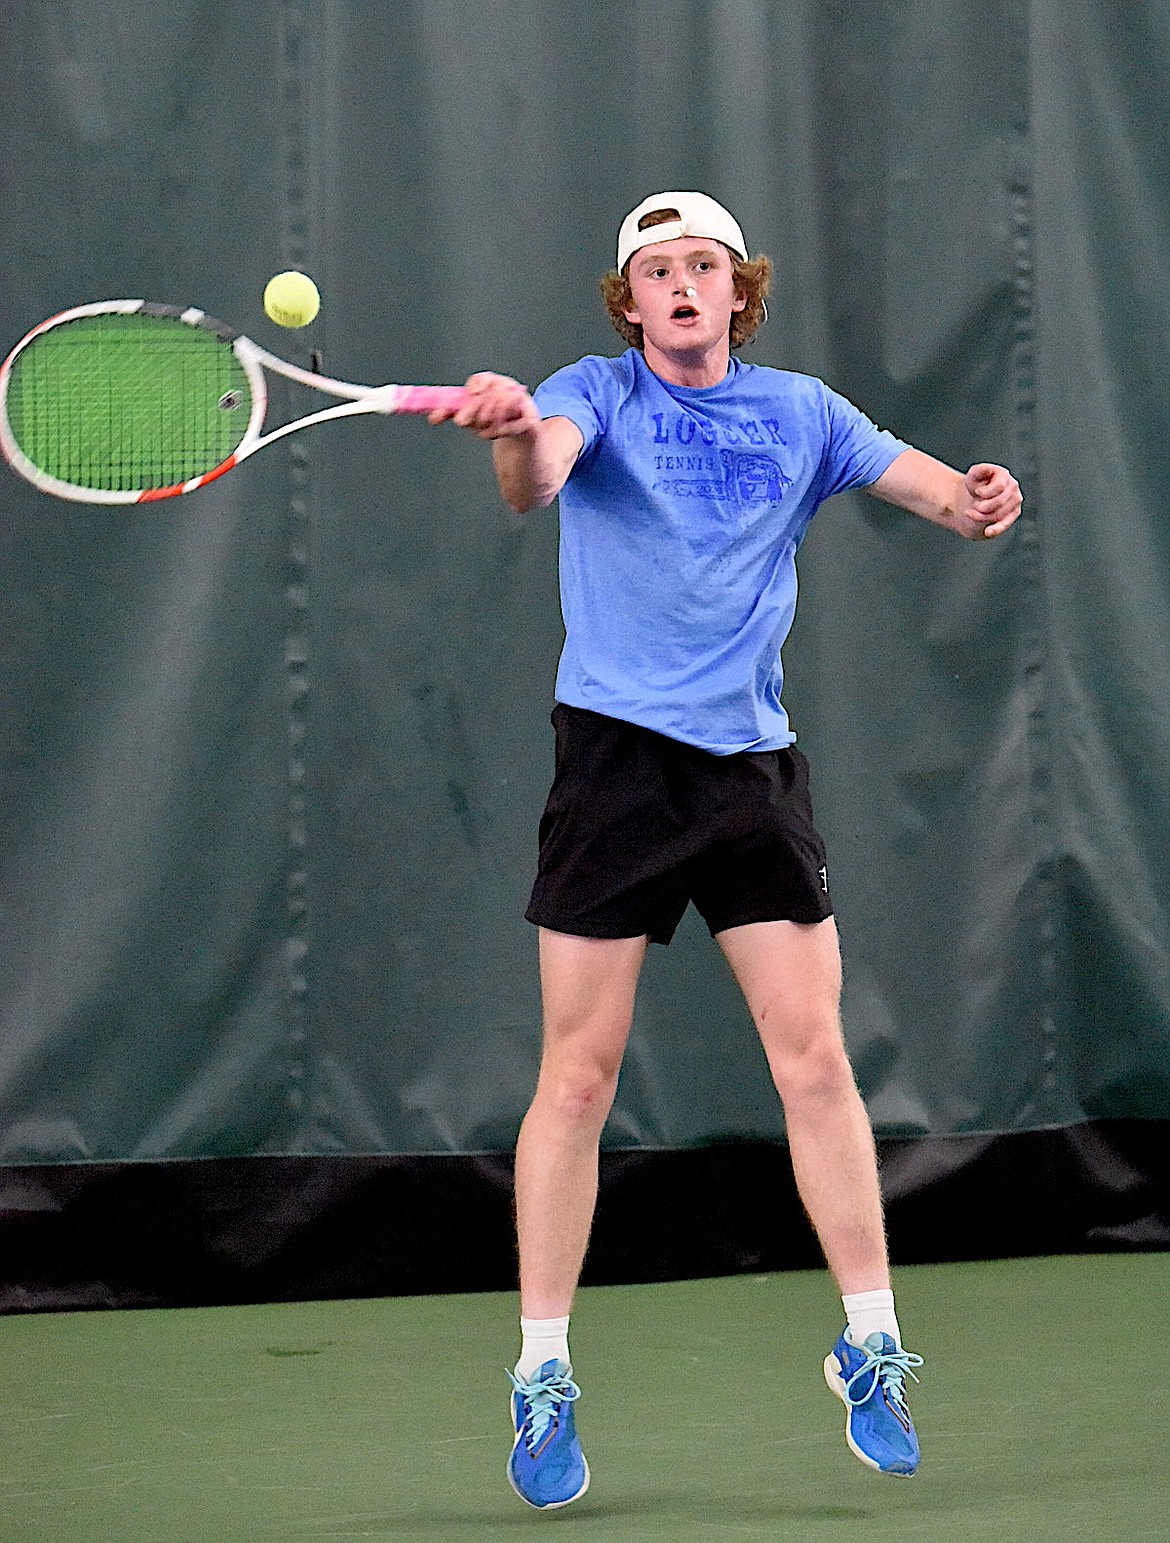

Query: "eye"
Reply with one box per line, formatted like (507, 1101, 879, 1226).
(696, 260, 713, 272)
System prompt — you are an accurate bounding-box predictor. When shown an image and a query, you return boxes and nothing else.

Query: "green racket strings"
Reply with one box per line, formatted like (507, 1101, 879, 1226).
(6, 312, 252, 492)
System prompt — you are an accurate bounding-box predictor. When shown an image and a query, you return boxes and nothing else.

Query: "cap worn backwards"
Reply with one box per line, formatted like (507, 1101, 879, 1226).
(617, 191, 748, 272)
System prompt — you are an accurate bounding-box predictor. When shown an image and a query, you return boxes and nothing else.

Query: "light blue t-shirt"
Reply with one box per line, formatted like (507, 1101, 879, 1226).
(532, 348, 908, 754)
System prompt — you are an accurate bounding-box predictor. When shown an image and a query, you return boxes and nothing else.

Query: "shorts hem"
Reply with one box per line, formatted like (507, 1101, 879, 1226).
(524, 908, 653, 942)
(701, 903, 834, 937)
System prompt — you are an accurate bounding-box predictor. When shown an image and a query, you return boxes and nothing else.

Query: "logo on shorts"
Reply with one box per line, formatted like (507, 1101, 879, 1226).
(818, 865, 829, 893)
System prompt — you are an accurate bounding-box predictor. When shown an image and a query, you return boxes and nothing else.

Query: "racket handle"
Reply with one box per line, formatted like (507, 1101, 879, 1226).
(391, 384, 469, 415)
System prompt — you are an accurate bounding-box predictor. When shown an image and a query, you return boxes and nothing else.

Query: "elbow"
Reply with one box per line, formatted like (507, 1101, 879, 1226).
(505, 484, 557, 516)
(496, 475, 535, 515)
(502, 484, 539, 515)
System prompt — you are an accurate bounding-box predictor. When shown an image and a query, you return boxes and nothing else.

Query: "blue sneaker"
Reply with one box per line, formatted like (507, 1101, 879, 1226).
(507, 1358, 590, 1509)
(823, 1330, 923, 1477)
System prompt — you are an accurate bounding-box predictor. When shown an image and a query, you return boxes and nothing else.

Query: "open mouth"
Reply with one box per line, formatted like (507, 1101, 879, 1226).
(671, 304, 699, 320)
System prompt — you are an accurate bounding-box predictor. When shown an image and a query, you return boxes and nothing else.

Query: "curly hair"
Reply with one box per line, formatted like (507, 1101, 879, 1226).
(600, 207, 772, 351)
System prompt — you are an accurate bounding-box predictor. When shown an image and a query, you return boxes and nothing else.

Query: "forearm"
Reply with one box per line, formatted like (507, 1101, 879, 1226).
(870, 451, 969, 531)
(492, 425, 570, 514)
(423, 373, 582, 513)
(869, 449, 1022, 541)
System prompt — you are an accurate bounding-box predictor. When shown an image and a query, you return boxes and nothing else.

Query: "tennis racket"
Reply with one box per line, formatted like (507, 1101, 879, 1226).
(0, 300, 470, 504)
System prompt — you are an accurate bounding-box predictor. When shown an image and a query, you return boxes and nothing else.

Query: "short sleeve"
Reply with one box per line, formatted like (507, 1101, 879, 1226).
(532, 354, 635, 461)
(817, 385, 909, 499)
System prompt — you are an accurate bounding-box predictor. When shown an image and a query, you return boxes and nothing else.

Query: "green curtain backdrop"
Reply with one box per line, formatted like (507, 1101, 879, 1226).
(0, 0, 1166, 1164)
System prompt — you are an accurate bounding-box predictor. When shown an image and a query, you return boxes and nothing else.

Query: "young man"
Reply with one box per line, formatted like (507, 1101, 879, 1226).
(430, 191, 1022, 1510)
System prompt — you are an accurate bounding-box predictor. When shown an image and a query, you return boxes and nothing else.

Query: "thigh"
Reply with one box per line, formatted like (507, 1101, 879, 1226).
(537, 928, 649, 1075)
(715, 916, 844, 1056)
(525, 706, 693, 945)
(690, 746, 834, 937)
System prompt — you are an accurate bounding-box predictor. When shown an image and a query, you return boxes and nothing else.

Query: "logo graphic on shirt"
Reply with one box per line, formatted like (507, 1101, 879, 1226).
(818, 865, 829, 893)
(655, 446, 793, 506)
(648, 411, 792, 508)
(651, 411, 789, 450)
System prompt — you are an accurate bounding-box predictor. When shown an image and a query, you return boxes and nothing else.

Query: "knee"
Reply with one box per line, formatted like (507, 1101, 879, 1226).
(535, 1054, 622, 1126)
(768, 1030, 857, 1107)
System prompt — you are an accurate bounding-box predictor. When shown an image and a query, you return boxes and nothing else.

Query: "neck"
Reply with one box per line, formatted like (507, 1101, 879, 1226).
(641, 337, 732, 389)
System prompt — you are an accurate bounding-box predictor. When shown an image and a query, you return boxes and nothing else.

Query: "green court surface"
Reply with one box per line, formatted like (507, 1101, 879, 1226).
(1, 1254, 1165, 1542)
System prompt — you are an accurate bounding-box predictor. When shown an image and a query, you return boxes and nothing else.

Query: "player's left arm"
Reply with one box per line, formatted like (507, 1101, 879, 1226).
(867, 448, 1022, 541)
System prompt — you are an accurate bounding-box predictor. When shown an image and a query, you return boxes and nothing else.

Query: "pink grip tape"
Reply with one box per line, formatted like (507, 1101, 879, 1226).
(394, 385, 469, 414)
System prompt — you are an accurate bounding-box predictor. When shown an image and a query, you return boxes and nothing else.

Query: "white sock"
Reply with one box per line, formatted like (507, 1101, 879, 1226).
(516, 1315, 571, 1379)
(842, 1289, 901, 1349)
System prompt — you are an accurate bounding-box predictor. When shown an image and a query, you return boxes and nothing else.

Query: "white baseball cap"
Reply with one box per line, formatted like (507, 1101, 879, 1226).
(617, 191, 748, 272)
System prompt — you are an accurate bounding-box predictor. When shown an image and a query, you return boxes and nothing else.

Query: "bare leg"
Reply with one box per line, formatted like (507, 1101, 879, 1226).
(717, 918, 890, 1295)
(515, 929, 649, 1319)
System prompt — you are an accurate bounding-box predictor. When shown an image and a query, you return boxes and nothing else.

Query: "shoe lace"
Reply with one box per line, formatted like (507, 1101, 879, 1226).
(842, 1344, 924, 1412)
(507, 1365, 582, 1453)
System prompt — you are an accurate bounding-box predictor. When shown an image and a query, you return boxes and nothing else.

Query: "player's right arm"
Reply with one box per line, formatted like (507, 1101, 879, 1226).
(490, 415, 582, 513)
(430, 371, 583, 513)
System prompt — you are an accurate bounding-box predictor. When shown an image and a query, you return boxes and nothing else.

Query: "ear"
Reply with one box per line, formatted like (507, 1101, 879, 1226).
(622, 301, 642, 325)
(731, 289, 747, 313)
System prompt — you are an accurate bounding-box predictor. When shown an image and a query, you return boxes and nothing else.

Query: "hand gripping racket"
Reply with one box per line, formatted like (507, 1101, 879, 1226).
(0, 300, 470, 503)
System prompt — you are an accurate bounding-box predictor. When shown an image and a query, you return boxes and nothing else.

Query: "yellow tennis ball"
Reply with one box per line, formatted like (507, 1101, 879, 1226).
(263, 271, 321, 328)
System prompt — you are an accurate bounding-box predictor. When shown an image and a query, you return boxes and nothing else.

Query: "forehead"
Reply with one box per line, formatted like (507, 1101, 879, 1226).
(629, 237, 732, 269)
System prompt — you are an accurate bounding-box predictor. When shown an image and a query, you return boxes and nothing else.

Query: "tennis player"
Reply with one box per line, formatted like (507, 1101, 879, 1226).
(434, 191, 1022, 1509)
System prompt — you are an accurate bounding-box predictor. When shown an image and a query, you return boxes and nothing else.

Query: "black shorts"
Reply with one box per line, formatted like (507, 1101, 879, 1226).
(525, 704, 834, 946)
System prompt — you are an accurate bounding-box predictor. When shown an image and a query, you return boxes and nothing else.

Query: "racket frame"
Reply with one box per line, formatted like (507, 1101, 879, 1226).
(0, 299, 463, 504)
